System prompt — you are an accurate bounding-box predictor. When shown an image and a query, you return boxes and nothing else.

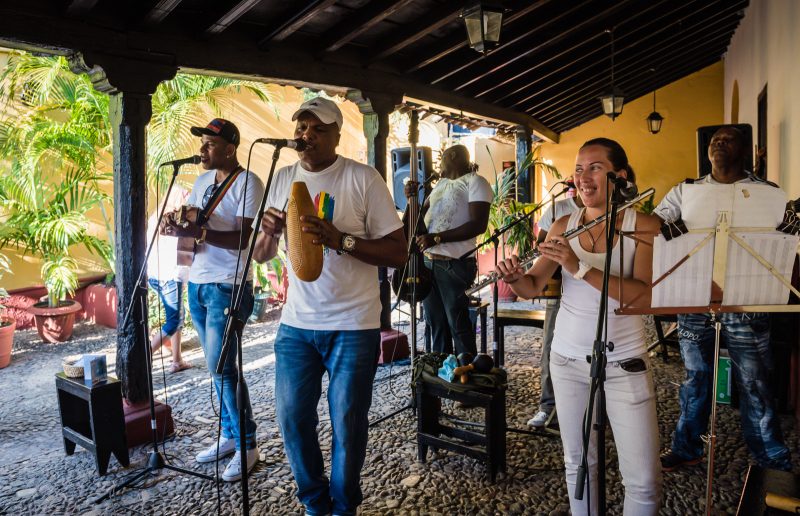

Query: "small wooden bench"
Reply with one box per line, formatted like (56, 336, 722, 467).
(491, 309, 546, 366)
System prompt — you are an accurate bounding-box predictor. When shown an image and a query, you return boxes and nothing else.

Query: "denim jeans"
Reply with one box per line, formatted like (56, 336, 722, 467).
(671, 312, 791, 470)
(274, 324, 380, 516)
(188, 281, 257, 450)
(551, 351, 662, 515)
(422, 257, 477, 356)
(148, 278, 184, 337)
(538, 297, 559, 412)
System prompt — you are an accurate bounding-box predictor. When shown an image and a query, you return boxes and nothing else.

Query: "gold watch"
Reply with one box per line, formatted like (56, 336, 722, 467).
(433, 233, 442, 245)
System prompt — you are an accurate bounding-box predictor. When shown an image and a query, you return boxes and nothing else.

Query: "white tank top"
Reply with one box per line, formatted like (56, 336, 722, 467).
(551, 208, 646, 361)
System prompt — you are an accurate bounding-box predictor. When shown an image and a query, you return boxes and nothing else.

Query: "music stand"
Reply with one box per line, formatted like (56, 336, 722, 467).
(616, 183, 800, 515)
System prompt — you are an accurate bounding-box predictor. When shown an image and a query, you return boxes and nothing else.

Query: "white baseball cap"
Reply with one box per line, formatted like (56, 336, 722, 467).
(292, 97, 343, 129)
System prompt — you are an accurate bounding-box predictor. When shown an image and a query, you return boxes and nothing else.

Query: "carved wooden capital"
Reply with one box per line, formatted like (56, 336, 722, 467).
(68, 50, 177, 96)
(346, 89, 401, 116)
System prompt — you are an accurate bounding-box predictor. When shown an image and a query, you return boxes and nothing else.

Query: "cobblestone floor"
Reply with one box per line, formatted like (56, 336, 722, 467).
(0, 301, 797, 515)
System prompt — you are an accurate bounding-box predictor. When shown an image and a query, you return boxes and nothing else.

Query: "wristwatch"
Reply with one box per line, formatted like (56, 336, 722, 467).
(195, 228, 207, 245)
(573, 260, 592, 280)
(433, 233, 442, 245)
(340, 233, 357, 254)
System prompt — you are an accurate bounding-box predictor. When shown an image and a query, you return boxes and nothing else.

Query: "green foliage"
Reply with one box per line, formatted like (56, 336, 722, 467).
(253, 247, 287, 303)
(0, 50, 279, 306)
(636, 193, 656, 215)
(0, 252, 10, 314)
(483, 144, 561, 257)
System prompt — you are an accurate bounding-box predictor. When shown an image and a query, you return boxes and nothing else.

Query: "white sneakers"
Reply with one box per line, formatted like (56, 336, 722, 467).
(195, 437, 236, 463)
(222, 448, 258, 482)
(195, 437, 258, 482)
(527, 410, 551, 428)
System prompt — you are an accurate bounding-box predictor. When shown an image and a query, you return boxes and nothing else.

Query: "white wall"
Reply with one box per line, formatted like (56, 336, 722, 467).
(724, 0, 800, 197)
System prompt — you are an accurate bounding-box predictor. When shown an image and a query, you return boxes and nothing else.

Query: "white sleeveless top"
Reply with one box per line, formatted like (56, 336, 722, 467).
(551, 208, 646, 361)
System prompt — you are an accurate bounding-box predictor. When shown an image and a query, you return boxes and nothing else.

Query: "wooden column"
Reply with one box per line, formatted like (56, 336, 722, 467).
(69, 52, 176, 402)
(515, 126, 533, 203)
(347, 90, 401, 328)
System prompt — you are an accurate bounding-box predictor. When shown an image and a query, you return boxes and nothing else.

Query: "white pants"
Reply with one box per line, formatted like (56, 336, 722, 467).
(550, 351, 662, 516)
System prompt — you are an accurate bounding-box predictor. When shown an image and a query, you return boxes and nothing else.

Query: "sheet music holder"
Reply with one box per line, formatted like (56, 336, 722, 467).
(616, 183, 800, 515)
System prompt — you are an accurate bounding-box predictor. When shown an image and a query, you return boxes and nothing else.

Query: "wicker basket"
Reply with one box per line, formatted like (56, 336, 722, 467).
(63, 355, 84, 378)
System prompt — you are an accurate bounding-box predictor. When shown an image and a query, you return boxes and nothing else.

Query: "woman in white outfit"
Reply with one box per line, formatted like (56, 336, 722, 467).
(496, 138, 662, 515)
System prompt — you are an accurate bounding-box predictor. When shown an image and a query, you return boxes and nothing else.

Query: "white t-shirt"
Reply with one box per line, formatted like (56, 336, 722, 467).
(186, 169, 265, 284)
(146, 213, 189, 282)
(538, 197, 580, 233)
(265, 156, 403, 330)
(423, 172, 493, 259)
(654, 172, 760, 222)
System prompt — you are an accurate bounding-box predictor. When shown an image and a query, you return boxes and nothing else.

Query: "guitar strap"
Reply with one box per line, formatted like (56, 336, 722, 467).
(197, 166, 244, 226)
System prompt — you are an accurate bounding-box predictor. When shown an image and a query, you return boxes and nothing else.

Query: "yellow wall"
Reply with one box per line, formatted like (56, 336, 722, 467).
(539, 61, 724, 209)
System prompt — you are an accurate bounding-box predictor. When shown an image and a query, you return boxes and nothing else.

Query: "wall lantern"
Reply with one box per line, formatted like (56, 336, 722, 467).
(462, 2, 504, 54)
(599, 29, 624, 120)
(646, 90, 665, 134)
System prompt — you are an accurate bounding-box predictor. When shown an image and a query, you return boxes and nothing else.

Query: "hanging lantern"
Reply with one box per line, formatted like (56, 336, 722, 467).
(646, 90, 664, 134)
(462, 2, 504, 54)
(599, 29, 624, 120)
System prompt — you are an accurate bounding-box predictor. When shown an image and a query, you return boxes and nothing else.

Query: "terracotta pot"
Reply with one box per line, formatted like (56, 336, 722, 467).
(28, 300, 83, 343)
(0, 317, 16, 368)
(83, 283, 118, 329)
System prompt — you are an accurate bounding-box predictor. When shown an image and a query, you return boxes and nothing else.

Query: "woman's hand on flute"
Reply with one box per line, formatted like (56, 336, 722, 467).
(539, 235, 579, 275)
(496, 255, 525, 285)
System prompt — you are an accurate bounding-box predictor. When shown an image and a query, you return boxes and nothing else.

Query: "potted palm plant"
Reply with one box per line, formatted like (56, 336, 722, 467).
(480, 144, 561, 301)
(0, 253, 16, 367)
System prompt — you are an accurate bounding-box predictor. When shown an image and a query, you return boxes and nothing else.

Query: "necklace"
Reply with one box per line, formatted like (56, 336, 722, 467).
(583, 214, 606, 252)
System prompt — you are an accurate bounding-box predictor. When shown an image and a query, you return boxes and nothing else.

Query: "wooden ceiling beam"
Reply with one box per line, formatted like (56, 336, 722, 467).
(404, 0, 556, 73)
(527, 17, 741, 120)
(259, 0, 338, 46)
(204, 0, 264, 37)
(142, 0, 184, 27)
(428, 0, 600, 86)
(550, 53, 721, 132)
(491, 0, 743, 107)
(322, 0, 415, 53)
(368, 3, 463, 63)
(64, 0, 100, 17)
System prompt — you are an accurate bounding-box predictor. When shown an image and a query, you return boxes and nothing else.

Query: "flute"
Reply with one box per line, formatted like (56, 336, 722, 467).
(465, 188, 655, 296)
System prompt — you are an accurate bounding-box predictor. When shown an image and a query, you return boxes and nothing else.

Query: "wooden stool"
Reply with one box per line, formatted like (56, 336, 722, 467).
(55, 373, 129, 475)
(416, 379, 506, 482)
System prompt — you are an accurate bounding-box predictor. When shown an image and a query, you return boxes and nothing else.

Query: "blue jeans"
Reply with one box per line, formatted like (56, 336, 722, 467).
(422, 257, 477, 356)
(671, 312, 791, 470)
(188, 281, 256, 450)
(148, 278, 184, 337)
(274, 324, 380, 516)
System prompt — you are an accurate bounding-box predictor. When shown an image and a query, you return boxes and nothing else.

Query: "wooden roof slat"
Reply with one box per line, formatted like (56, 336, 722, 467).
(322, 0, 416, 53)
(204, 0, 264, 37)
(368, 3, 463, 62)
(64, 0, 100, 17)
(428, 0, 599, 86)
(404, 0, 556, 74)
(259, 0, 338, 45)
(142, 0, 184, 27)
(524, 13, 743, 117)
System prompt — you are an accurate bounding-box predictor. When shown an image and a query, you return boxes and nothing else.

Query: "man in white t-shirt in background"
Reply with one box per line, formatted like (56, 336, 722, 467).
(405, 145, 492, 357)
(162, 118, 264, 482)
(527, 184, 583, 429)
(252, 97, 407, 516)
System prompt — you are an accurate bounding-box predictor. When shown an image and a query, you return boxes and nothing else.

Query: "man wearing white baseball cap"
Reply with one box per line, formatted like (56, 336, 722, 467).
(253, 96, 406, 515)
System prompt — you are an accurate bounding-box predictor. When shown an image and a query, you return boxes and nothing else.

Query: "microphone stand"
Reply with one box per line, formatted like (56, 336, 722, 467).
(214, 141, 287, 516)
(96, 161, 212, 504)
(573, 180, 626, 515)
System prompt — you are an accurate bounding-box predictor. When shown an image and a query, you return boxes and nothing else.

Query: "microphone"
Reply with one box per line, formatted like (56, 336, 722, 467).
(256, 137, 307, 151)
(606, 172, 638, 200)
(160, 155, 200, 168)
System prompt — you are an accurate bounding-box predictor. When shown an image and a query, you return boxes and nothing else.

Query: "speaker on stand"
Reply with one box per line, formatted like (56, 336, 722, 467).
(392, 146, 434, 211)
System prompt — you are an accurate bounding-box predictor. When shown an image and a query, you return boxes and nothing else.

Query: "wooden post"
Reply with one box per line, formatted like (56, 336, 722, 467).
(515, 126, 533, 203)
(69, 52, 176, 402)
(347, 90, 401, 328)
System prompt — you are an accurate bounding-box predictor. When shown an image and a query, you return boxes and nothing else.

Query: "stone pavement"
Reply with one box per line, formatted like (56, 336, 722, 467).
(0, 301, 796, 515)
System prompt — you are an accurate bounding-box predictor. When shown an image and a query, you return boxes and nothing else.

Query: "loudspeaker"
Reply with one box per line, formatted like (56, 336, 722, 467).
(392, 146, 433, 211)
(697, 124, 754, 178)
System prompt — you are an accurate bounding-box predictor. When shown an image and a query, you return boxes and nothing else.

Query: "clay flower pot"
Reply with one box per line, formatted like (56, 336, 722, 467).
(28, 300, 83, 343)
(0, 316, 16, 368)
